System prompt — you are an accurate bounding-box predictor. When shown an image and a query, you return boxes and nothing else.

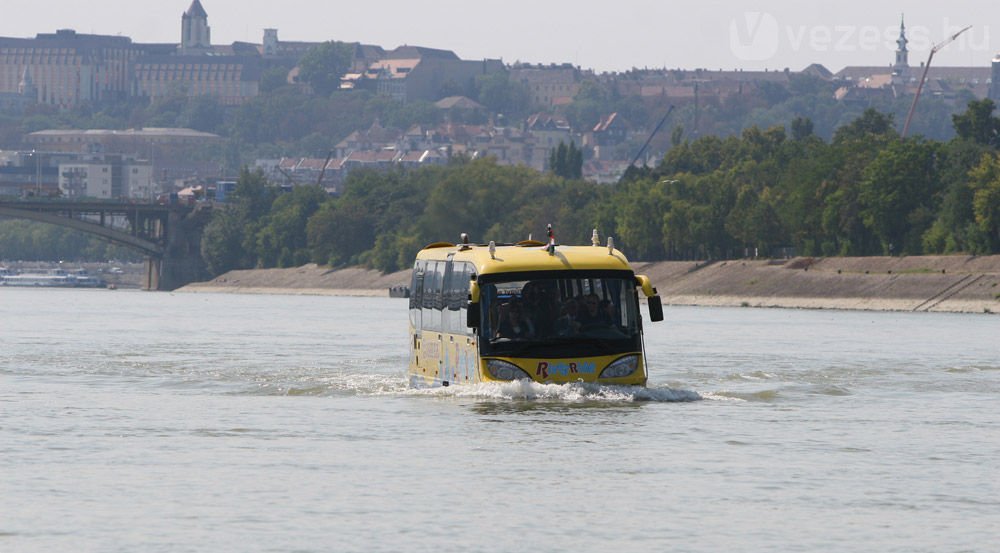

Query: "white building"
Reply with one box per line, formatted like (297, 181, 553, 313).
(58, 159, 154, 199)
(59, 163, 112, 199)
(124, 164, 155, 199)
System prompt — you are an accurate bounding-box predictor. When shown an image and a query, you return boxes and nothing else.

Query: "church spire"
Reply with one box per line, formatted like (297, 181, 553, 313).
(895, 14, 909, 70)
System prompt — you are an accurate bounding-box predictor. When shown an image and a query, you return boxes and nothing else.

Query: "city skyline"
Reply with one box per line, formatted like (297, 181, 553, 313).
(0, 0, 996, 72)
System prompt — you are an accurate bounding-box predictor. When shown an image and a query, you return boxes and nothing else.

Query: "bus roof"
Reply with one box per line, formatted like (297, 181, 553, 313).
(414, 242, 634, 277)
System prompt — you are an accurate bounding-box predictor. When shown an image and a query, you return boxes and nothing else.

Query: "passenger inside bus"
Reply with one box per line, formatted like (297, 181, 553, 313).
(577, 293, 613, 328)
(600, 299, 618, 324)
(521, 281, 558, 336)
(554, 296, 581, 336)
(495, 301, 535, 339)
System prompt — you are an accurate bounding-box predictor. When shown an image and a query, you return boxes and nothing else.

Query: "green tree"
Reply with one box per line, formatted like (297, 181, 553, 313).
(859, 139, 941, 255)
(200, 207, 251, 275)
(549, 141, 583, 179)
(180, 95, 224, 133)
(952, 98, 1000, 147)
(306, 197, 377, 266)
(259, 66, 292, 94)
(922, 139, 992, 253)
(790, 116, 814, 140)
(0, 220, 139, 261)
(613, 177, 669, 260)
(725, 185, 783, 255)
(475, 72, 531, 118)
(564, 80, 609, 130)
(254, 185, 329, 267)
(298, 41, 354, 96)
(200, 168, 277, 275)
(833, 108, 897, 145)
(966, 153, 1000, 252)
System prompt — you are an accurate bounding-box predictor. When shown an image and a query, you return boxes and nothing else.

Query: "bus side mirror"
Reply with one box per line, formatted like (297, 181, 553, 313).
(467, 303, 480, 328)
(648, 295, 664, 322)
(466, 281, 481, 328)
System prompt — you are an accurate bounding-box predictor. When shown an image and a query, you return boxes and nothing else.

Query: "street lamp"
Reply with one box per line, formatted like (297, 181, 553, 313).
(25, 149, 41, 197)
(34, 150, 41, 196)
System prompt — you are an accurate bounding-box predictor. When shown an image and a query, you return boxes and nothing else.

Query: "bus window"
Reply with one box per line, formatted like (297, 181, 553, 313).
(477, 273, 641, 358)
(409, 261, 425, 329)
(423, 261, 442, 332)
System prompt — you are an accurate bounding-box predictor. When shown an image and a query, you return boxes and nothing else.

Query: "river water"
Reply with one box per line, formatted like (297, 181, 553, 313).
(2, 289, 998, 552)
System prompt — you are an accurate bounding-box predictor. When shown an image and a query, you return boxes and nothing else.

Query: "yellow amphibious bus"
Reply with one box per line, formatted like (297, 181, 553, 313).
(407, 228, 664, 387)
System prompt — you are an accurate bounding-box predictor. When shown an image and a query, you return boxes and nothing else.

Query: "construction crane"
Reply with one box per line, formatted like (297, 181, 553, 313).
(901, 25, 972, 138)
(629, 105, 676, 167)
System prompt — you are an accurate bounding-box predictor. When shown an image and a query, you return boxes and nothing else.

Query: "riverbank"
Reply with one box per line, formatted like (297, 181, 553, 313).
(178, 256, 1000, 314)
(179, 265, 406, 297)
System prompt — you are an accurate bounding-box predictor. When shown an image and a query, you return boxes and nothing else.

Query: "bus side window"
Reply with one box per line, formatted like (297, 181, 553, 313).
(442, 259, 458, 333)
(409, 261, 424, 311)
(421, 261, 439, 332)
(435, 261, 447, 330)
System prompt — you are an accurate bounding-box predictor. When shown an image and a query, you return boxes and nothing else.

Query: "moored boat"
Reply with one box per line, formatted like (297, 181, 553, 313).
(0, 268, 106, 288)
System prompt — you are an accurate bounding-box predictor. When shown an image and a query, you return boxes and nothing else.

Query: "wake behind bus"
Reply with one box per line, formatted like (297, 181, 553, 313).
(408, 228, 664, 387)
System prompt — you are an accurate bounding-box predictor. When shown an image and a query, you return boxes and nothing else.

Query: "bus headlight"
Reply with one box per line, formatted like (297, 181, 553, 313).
(486, 359, 532, 381)
(599, 355, 639, 379)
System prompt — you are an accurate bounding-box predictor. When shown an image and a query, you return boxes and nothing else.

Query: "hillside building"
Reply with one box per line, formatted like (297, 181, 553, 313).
(0, 29, 139, 108)
(133, 0, 260, 105)
(510, 64, 581, 107)
(350, 46, 504, 103)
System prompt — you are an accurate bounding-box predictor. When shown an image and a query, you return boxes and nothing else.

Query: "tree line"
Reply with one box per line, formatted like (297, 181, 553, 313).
(0, 219, 140, 262)
(199, 100, 1000, 276)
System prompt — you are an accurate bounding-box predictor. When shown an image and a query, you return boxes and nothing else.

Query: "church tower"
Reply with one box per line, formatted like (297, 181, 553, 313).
(181, 0, 211, 53)
(894, 15, 909, 74)
(18, 67, 37, 101)
(263, 29, 279, 57)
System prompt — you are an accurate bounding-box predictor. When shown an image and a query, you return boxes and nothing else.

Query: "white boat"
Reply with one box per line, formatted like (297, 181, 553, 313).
(0, 268, 106, 288)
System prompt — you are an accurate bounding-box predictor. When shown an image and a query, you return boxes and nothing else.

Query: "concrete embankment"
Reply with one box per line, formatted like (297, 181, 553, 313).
(179, 264, 409, 297)
(178, 256, 1000, 314)
(636, 256, 1000, 314)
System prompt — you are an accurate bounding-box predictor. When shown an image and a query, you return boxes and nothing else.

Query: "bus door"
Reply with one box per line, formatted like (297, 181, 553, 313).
(439, 255, 455, 385)
(410, 262, 424, 372)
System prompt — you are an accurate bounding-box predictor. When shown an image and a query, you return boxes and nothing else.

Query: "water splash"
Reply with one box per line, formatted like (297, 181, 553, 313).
(392, 380, 701, 403)
(248, 371, 407, 396)
(703, 389, 780, 402)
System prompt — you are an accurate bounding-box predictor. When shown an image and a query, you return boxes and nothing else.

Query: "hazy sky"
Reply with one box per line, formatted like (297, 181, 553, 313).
(1, 0, 996, 72)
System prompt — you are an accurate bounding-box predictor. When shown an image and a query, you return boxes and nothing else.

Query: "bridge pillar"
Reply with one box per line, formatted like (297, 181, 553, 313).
(154, 206, 211, 291)
(145, 257, 162, 291)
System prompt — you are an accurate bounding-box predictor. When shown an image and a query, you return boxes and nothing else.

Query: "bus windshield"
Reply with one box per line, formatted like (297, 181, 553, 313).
(479, 272, 641, 357)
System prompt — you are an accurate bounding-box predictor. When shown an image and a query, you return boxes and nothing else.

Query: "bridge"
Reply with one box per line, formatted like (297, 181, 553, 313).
(0, 199, 211, 290)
